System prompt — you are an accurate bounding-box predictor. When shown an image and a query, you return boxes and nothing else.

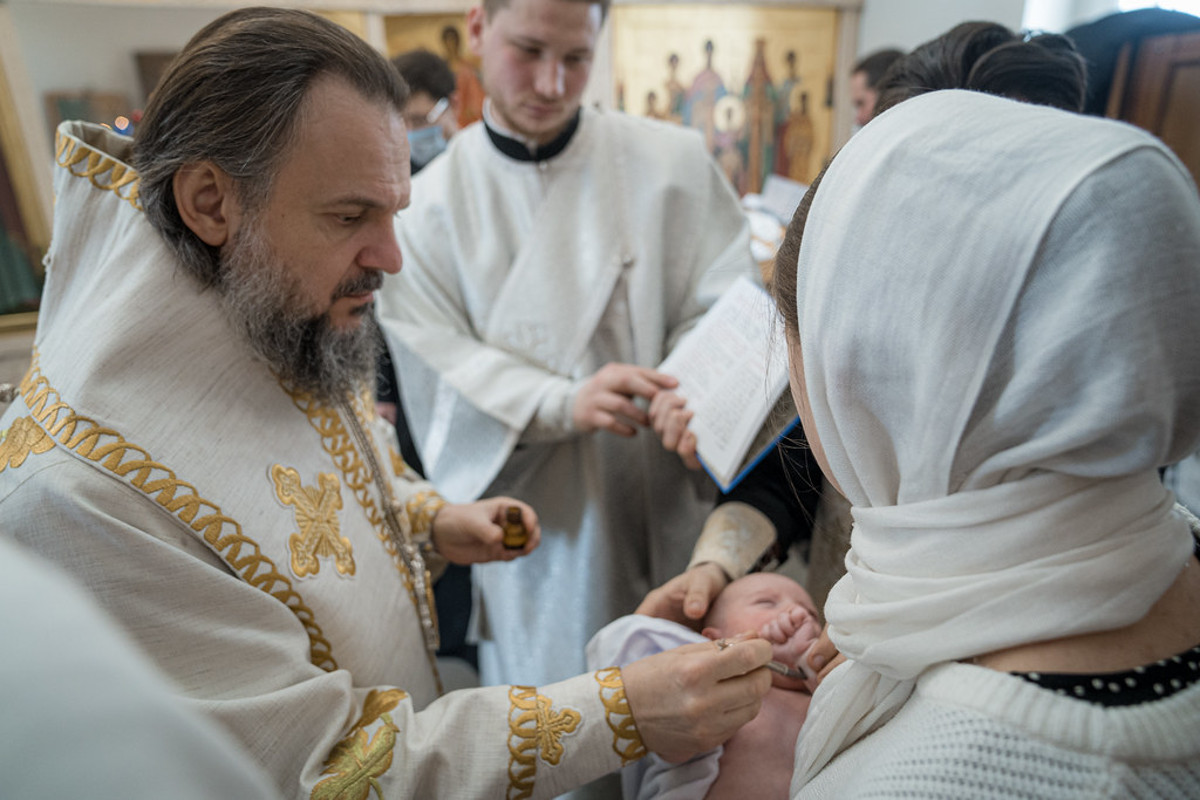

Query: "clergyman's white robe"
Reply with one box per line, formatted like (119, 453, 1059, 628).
(378, 108, 755, 685)
(0, 121, 647, 799)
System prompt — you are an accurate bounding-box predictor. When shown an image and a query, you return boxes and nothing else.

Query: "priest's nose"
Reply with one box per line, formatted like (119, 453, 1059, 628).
(361, 225, 403, 275)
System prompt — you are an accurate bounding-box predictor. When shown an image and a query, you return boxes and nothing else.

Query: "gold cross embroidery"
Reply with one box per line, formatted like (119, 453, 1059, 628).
(533, 695, 581, 765)
(0, 416, 54, 472)
(272, 464, 355, 579)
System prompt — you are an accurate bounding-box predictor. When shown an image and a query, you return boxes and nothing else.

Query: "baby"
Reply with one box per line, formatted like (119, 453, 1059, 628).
(586, 572, 820, 799)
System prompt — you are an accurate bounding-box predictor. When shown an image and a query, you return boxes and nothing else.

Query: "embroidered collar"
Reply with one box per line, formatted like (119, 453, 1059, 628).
(484, 108, 582, 163)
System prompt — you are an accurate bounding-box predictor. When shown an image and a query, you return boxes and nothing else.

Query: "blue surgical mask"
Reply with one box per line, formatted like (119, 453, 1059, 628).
(408, 126, 447, 171)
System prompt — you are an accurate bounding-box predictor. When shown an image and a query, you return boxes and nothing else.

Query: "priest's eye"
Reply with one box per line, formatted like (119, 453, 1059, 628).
(336, 214, 363, 225)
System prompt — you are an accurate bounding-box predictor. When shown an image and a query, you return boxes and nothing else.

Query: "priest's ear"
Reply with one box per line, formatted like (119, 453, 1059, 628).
(172, 162, 243, 247)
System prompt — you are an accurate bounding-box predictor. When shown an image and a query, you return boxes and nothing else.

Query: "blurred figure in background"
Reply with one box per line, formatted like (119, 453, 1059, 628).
(849, 48, 903, 127)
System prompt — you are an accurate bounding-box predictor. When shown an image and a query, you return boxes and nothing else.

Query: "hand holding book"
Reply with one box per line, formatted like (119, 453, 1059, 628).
(656, 276, 799, 491)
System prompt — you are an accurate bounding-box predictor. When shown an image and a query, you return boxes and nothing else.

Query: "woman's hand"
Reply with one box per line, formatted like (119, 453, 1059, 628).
(635, 562, 731, 628)
(621, 634, 774, 763)
(802, 624, 845, 692)
(430, 497, 540, 564)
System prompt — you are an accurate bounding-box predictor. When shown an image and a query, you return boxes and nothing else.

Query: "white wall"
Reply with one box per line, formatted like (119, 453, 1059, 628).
(7, 3, 227, 145)
(857, 0, 1027, 55)
(856, 0, 1124, 56)
(1023, 0, 1121, 31)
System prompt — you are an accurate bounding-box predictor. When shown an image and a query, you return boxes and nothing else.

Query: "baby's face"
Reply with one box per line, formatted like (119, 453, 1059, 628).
(704, 573, 820, 685)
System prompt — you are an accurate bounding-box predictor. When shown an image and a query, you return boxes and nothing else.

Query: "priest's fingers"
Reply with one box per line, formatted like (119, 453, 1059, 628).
(594, 363, 678, 401)
(606, 394, 652, 428)
(621, 636, 773, 764)
(574, 373, 655, 432)
(375, 401, 398, 426)
(486, 497, 541, 560)
(594, 410, 639, 437)
(646, 394, 702, 468)
(657, 408, 693, 451)
(430, 499, 541, 564)
(648, 391, 687, 434)
(677, 430, 701, 470)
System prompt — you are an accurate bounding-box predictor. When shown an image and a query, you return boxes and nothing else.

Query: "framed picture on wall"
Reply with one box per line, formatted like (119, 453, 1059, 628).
(611, 4, 840, 197)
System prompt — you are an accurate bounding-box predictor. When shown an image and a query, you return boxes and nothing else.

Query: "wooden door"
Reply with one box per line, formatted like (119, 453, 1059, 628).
(1113, 30, 1200, 189)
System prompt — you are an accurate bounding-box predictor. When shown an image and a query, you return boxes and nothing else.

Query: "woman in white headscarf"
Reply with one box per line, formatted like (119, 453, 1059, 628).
(774, 80, 1200, 798)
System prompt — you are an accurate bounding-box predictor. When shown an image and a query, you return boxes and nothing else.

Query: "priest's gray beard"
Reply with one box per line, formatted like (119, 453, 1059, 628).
(217, 219, 381, 405)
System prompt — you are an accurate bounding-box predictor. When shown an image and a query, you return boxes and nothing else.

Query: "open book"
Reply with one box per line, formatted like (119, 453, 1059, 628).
(658, 275, 799, 491)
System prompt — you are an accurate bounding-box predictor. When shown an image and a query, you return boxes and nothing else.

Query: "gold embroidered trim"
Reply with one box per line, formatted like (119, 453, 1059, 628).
(55, 130, 142, 211)
(595, 667, 648, 766)
(506, 686, 582, 799)
(17, 354, 337, 671)
(388, 446, 407, 479)
(287, 391, 388, 531)
(0, 415, 55, 471)
(405, 490, 446, 540)
(272, 465, 354, 579)
(312, 688, 407, 800)
(285, 388, 445, 586)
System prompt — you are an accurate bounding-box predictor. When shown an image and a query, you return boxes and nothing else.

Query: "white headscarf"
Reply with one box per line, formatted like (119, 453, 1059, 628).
(790, 90, 1200, 789)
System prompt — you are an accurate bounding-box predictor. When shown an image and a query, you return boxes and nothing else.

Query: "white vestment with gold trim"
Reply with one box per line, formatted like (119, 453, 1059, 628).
(0, 121, 645, 799)
(377, 108, 755, 686)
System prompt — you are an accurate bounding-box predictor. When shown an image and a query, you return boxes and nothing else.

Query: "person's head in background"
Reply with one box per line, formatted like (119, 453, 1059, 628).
(466, 0, 610, 145)
(392, 49, 460, 172)
(849, 48, 904, 126)
(873, 21, 1086, 119)
(702, 572, 819, 690)
(441, 24, 462, 58)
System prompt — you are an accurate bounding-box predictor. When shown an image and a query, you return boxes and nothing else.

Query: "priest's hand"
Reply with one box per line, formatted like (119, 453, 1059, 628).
(431, 498, 540, 564)
(573, 363, 678, 437)
(621, 634, 773, 764)
(635, 562, 730, 630)
(648, 390, 702, 470)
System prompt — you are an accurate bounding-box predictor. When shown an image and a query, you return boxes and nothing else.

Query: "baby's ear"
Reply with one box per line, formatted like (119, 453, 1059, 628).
(701, 626, 720, 641)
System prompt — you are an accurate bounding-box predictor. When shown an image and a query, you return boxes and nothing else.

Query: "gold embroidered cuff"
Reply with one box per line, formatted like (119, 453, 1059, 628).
(405, 490, 447, 551)
(314, 688, 407, 797)
(594, 667, 647, 766)
(688, 501, 777, 579)
(506, 685, 583, 799)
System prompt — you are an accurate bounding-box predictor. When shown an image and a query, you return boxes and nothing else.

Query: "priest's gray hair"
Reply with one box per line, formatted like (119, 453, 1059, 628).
(133, 7, 409, 288)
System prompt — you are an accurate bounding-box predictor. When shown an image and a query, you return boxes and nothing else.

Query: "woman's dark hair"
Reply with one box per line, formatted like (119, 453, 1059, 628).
(134, 7, 408, 287)
(770, 165, 829, 340)
(775, 21, 1085, 337)
(873, 21, 1087, 119)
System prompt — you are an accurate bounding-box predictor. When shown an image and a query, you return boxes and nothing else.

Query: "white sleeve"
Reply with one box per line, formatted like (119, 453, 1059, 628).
(587, 616, 721, 800)
(1, 454, 644, 799)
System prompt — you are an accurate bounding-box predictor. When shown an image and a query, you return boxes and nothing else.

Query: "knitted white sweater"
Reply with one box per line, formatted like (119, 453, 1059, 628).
(797, 661, 1200, 799)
